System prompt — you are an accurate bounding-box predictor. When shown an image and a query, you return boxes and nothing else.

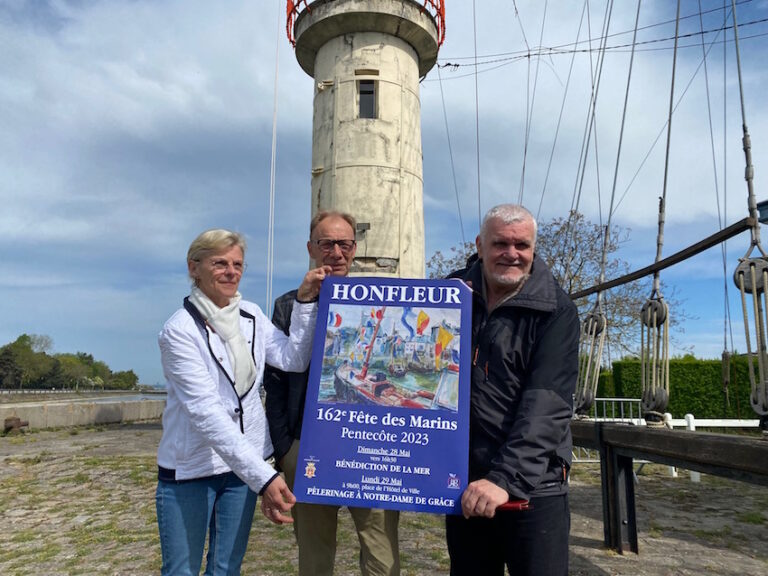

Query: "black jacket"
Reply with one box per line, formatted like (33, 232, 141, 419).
(449, 254, 579, 500)
(263, 290, 308, 465)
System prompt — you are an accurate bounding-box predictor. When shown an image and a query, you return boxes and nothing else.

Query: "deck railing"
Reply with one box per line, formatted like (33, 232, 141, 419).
(286, 0, 446, 47)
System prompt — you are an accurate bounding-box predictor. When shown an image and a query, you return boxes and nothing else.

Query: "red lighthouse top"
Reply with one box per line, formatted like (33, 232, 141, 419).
(287, 0, 445, 48)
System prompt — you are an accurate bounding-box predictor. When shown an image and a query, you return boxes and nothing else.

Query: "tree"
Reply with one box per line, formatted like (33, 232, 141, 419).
(45, 358, 70, 390)
(3, 335, 56, 389)
(29, 334, 53, 354)
(427, 211, 686, 362)
(76, 352, 95, 366)
(426, 241, 476, 279)
(90, 360, 112, 383)
(55, 353, 91, 390)
(0, 346, 21, 388)
(111, 370, 139, 389)
(537, 211, 687, 361)
(0, 335, 142, 391)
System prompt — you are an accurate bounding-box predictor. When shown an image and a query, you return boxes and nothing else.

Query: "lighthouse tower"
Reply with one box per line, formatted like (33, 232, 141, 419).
(287, 0, 445, 278)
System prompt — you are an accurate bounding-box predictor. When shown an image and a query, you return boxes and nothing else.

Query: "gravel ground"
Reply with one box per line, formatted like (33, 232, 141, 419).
(1, 422, 766, 575)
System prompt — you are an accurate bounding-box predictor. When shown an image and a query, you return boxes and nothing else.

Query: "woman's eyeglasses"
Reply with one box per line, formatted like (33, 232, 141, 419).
(197, 259, 247, 274)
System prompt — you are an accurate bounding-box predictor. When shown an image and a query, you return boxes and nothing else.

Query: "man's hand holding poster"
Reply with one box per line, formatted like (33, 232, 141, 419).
(293, 277, 471, 515)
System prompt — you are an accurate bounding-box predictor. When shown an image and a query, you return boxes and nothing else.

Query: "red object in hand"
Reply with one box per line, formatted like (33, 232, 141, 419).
(498, 499, 532, 512)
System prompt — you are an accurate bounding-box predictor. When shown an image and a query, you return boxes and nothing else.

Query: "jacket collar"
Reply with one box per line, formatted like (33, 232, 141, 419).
(184, 296, 206, 327)
(183, 296, 255, 327)
(462, 255, 559, 313)
(183, 297, 257, 398)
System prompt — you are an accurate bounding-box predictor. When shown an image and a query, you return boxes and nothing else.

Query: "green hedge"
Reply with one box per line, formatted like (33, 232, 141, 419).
(597, 370, 615, 398)
(608, 355, 754, 419)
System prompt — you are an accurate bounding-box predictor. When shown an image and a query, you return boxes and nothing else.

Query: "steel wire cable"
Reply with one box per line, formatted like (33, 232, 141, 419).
(518, 1, 547, 204)
(536, 0, 588, 221)
(437, 66, 466, 247)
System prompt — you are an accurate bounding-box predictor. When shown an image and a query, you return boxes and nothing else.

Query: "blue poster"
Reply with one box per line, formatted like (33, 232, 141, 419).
(293, 277, 472, 515)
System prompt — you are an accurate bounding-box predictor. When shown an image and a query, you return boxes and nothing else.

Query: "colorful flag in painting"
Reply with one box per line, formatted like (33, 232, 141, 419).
(416, 310, 430, 335)
(400, 307, 416, 338)
(328, 312, 342, 327)
(434, 326, 455, 370)
(362, 319, 375, 341)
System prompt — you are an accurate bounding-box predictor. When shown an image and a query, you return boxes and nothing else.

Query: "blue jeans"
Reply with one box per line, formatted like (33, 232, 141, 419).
(156, 471, 258, 576)
(445, 494, 570, 576)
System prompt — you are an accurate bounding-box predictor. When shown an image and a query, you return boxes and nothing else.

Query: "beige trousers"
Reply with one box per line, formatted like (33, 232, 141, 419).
(281, 440, 401, 576)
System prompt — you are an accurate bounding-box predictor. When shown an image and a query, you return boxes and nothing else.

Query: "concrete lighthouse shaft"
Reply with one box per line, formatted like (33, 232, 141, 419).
(288, 0, 445, 278)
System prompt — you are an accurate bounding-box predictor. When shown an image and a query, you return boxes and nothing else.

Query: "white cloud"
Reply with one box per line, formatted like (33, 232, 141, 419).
(2, 0, 767, 385)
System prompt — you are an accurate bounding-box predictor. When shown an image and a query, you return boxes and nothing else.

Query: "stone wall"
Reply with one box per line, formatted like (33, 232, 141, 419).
(0, 398, 165, 430)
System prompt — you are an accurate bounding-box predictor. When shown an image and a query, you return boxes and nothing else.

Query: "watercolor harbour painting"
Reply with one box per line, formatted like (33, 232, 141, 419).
(317, 303, 461, 413)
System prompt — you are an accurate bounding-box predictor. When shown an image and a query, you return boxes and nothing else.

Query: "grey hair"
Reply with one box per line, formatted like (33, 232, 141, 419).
(187, 229, 247, 280)
(479, 204, 537, 243)
(309, 210, 357, 239)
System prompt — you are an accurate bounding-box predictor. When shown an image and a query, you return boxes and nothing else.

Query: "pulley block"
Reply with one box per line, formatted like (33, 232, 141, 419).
(733, 257, 768, 294)
(583, 312, 607, 335)
(640, 298, 667, 327)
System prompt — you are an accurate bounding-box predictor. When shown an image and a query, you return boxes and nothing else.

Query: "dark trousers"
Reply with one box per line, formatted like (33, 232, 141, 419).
(445, 494, 569, 576)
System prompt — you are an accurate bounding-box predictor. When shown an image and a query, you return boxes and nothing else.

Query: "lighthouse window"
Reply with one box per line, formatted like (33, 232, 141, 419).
(359, 80, 376, 119)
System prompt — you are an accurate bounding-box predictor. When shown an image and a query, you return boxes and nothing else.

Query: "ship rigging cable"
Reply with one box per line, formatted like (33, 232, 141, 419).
(561, 0, 613, 288)
(729, 0, 768, 421)
(536, 0, 587, 221)
(575, 0, 642, 415)
(440, 0, 756, 62)
(518, 1, 547, 205)
(267, 0, 281, 318)
(570, 0, 612, 218)
(640, 0, 682, 421)
(612, 1, 738, 217)
(437, 66, 466, 247)
(472, 0, 481, 227)
(697, 0, 736, 411)
(511, 0, 533, 205)
(720, 2, 737, 414)
(432, 17, 768, 80)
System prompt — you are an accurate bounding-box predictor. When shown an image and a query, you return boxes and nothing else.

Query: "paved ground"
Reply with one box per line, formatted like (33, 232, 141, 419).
(1, 422, 766, 575)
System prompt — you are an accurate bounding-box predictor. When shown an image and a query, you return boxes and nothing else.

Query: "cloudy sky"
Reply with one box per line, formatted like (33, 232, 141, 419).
(2, 0, 768, 386)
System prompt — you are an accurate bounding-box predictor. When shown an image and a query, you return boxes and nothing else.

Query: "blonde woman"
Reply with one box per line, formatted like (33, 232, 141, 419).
(156, 229, 330, 575)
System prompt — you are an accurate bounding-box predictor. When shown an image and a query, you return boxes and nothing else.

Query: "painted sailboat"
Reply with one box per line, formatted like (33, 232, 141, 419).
(334, 306, 433, 409)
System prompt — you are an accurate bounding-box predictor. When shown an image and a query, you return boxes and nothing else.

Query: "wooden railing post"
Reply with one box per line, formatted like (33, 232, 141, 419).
(596, 422, 639, 554)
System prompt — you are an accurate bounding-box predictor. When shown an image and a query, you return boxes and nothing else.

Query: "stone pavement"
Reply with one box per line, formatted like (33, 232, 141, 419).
(1, 423, 766, 575)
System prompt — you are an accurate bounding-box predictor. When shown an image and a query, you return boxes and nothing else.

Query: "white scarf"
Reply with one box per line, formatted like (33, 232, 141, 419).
(189, 286, 257, 397)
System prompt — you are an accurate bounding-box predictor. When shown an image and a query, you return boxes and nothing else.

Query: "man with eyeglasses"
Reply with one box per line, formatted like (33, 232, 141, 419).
(264, 211, 400, 576)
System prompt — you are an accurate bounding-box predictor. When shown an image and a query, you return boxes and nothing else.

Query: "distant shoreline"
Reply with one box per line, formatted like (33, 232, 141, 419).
(0, 388, 166, 405)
